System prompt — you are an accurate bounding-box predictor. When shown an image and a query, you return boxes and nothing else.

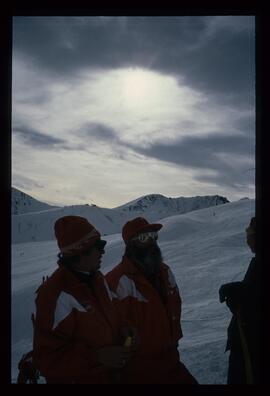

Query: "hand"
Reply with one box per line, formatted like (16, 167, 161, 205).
(219, 282, 243, 313)
(97, 345, 132, 369)
(219, 282, 242, 302)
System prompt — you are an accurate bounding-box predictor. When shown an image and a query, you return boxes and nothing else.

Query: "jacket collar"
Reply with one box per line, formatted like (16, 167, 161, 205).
(58, 264, 103, 291)
(58, 266, 119, 338)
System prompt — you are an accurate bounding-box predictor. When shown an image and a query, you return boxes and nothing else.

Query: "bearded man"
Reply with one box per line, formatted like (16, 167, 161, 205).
(106, 217, 198, 384)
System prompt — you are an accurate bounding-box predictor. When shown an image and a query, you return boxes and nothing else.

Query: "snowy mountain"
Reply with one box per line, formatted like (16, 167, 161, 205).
(12, 189, 229, 244)
(116, 193, 229, 218)
(11, 198, 255, 384)
(12, 187, 59, 215)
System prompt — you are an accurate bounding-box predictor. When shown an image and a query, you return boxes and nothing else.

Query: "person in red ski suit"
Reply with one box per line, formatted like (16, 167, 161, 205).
(106, 217, 198, 384)
(32, 216, 135, 384)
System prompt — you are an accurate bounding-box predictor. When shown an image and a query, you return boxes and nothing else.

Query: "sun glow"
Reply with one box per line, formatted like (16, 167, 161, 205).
(121, 68, 164, 107)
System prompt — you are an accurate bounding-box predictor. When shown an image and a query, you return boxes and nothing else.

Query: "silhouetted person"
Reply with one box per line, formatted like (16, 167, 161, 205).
(106, 217, 198, 384)
(219, 217, 261, 384)
(32, 216, 135, 383)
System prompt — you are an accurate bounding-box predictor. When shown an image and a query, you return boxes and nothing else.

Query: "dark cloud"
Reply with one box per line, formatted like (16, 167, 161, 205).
(194, 169, 255, 191)
(132, 133, 254, 166)
(233, 112, 255, 136)
(78, 122, 132, 160)
(128, 133, 255, 189)
(76, 119, 255, 192)
(15, 92, 53, 106)
(13, 125, 67, 149)
(13, 16, 255, 105)
(74, 117, 255, 191)
(13, 16, 129, 76)
(174, 29, 255, 107)
(78, 122, 120, 143)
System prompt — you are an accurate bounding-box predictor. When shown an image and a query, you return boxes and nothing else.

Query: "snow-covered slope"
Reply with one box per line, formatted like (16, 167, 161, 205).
(12, 187, 59, 215)
(12, 190, 229, 244)
(12, 204, 124, 244)
(12, 198, 255, 384)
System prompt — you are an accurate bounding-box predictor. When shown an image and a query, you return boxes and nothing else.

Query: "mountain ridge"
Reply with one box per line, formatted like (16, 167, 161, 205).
(12, 187, 230, 244)
(12, 187, 60, 215)
(116, 193, 229, 213)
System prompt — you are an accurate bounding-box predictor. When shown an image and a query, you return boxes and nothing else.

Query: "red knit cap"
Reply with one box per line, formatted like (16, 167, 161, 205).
(122, 217, 162, 244)
(54, 216, 101, 256)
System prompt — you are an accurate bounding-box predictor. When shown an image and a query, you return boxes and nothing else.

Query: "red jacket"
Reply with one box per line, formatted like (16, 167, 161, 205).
(106, 256, 196, 384)
(32, 265, 121, 383)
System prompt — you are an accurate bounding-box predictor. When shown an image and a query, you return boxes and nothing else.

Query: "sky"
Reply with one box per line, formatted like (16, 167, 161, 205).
(12, 16, 255, 208)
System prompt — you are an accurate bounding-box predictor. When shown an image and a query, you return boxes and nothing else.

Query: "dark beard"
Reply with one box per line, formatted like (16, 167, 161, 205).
(126, 242, 163, 276)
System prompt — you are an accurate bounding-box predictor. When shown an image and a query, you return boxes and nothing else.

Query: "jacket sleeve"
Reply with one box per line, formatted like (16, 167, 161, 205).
(243, 257, 259, 287)
(106, 272, 141, 335)
(33, 291, 101, 380)
(165, 266, 183, 342)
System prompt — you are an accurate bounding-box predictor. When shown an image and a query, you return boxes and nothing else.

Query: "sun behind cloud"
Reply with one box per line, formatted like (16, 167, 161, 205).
(121, 67, 163, 107)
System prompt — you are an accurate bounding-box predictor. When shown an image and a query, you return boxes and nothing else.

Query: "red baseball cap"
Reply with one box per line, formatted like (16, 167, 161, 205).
(122, 217, 162, 244)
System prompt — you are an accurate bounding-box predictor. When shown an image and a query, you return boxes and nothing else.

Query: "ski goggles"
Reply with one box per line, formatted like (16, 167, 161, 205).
(131, 231, 158, 243)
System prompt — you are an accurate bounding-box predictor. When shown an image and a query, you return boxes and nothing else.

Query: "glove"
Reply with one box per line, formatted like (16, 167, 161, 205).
(219, 282, 243, 313)
(120, 326, 139, 351)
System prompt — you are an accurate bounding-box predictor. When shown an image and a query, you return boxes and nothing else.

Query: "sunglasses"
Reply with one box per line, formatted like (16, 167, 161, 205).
(132, 231, 158, 243)
(83, 240, 106, 256)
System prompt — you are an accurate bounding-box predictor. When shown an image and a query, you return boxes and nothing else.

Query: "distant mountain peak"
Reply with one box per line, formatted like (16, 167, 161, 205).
(115, 193, 229, 217)
(12, 187, 59, 215)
